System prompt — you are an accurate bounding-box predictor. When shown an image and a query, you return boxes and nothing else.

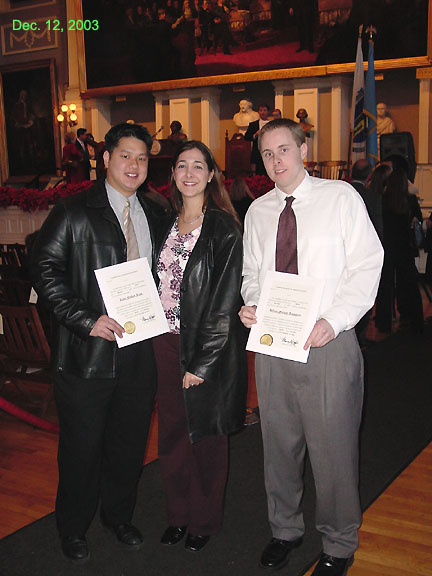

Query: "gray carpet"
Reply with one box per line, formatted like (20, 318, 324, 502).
(1, 325, 431, 576)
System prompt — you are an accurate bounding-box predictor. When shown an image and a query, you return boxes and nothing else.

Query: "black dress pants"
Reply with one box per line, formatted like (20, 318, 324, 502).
(54, 341, 156, 537)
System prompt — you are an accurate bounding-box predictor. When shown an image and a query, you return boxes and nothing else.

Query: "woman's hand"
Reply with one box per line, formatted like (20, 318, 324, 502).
(182, 371, 204, 389)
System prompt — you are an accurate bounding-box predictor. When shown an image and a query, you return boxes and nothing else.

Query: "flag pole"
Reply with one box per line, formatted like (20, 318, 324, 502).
(364, 26, 378, 167)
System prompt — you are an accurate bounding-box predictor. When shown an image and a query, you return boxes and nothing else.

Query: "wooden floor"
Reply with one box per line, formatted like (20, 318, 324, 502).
(1, 299, 431, 575)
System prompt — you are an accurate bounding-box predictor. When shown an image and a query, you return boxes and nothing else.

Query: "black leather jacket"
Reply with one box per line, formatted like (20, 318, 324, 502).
(156, 201, 248, 442)
(30, 180, 163, 379)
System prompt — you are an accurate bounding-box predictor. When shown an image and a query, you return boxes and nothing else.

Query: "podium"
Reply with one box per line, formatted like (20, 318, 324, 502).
(148, 139, 178, 186)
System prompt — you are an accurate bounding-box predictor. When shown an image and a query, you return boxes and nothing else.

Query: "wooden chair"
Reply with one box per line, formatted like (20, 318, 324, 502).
(0, 304, 52, 417)
(225, 132, 251, 179)
(316, 161, 347, 180)
(0, 279, 32, 306)
(304, 161, 317, 175)
(0, 249, 20, 266)
(6, 243, 26, 266)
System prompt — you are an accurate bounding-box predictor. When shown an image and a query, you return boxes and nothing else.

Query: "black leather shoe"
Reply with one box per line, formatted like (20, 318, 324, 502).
(61, 535, 89, 564)
(185, 533, 210, 552)
(103, 521, 143, 550)
(311, 553, 354, 575)
(160, 525, 187, 546)
(259, 537, 302, 569)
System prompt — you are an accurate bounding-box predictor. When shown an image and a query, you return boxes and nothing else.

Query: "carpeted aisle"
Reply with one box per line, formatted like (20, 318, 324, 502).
(1, 325, 431, 576)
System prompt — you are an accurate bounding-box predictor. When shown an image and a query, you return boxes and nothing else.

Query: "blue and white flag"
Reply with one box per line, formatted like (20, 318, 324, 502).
(364, 31, 378, 166)
(351, 27, 366, 165)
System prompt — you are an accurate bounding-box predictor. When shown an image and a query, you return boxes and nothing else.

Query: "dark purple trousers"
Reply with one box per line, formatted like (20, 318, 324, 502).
(153, 332, 228, 535)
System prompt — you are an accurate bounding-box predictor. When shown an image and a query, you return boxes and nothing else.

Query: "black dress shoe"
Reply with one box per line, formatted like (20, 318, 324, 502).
(103, 521, 143, 550)
(160, 525, 187, 546)
(185, 533, 210, 552)
(61, 535, 89, 564)
(311, 553, 354, 575)
(259, 537, 302, 569)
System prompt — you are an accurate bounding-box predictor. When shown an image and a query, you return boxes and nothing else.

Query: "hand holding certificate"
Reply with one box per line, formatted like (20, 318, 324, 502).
(246, 271, 324, 363)
(95, 258, 168, 348)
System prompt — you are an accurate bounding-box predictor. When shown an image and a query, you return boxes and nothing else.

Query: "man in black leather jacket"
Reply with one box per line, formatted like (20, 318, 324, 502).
(31, 123, 163, 564)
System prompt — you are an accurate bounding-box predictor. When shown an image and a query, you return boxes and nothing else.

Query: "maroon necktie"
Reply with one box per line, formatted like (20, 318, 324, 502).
(275, 196, 298, 274)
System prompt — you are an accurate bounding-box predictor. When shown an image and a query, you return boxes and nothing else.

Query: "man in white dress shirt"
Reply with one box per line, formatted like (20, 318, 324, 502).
(239, 119, 383, 575)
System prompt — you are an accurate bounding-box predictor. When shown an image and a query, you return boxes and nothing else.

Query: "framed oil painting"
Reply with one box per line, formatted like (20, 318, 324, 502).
(0, 60, 59, 182)
(82, 0, 431, 95)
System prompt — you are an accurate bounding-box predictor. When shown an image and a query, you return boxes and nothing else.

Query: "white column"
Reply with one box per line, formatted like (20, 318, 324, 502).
(272, 80, 295, 118)
(87, 99, 112, 142)
(330, 78, 350, 161)
(63, 0, 87, 125)
(418, 77, 431, 165)
(154, 95, 164, 138)
(168, 91, 191, 139)
(199, 88, 221, 154)
(294, 88, 318, 161)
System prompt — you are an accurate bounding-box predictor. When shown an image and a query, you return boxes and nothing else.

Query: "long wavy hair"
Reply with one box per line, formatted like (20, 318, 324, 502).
(170, 140, 240, 225)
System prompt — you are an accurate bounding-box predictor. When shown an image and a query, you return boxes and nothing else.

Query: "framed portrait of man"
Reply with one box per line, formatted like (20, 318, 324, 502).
(0, 60, 60, 182)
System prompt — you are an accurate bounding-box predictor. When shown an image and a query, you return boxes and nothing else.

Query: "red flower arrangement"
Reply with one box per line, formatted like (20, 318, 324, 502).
(0, 175, 273, 213)
(0, 180, 94, 212)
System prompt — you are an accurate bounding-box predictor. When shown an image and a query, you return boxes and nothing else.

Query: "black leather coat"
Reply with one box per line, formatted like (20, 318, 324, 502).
(30, 180, 163, 379)
(156, 202, 248, 443)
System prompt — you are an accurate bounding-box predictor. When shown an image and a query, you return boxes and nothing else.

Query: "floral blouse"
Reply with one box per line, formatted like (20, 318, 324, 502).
(157, 218, 202, 334)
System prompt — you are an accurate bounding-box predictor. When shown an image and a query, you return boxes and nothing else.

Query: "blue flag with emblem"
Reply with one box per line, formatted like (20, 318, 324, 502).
(364, 29, 378, 166)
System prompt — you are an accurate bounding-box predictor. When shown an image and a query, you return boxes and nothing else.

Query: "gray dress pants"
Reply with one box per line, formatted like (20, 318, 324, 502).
(255, 329, 363, 558)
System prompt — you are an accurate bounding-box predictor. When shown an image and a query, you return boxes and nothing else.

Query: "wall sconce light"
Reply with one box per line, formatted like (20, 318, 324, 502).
(57, 103, 78, 127)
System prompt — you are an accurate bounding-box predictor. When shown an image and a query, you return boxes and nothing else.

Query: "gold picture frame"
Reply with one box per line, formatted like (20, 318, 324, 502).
(82, 0, 431, 99)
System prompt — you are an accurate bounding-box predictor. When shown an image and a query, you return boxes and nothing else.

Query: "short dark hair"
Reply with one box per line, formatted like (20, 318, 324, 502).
(258, 118, 305, 150)
(258, 103, 270, 111)
(351, 160, 372, 181)
(77, 128, 87, 138)
(104, 123, 153, 155)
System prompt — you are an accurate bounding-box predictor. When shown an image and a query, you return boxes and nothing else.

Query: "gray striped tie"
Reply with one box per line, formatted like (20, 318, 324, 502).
(123, 200, 140, 261)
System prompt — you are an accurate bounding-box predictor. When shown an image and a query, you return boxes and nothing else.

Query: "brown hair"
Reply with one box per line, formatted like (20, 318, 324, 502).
(384, 168, 409, 215)
(170, 140, 240, 225)
(258, 118, 305, 151)
(229, 177, 254, 202)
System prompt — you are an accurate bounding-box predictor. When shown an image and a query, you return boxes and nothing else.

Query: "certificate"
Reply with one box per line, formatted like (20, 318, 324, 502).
(95, 258, 169, 348)
(247, 271, 324, 363)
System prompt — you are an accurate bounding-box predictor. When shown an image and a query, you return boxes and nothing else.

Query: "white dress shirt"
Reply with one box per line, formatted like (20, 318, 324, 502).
(242, 171, 384, 338)
(105, 181, 152, 266)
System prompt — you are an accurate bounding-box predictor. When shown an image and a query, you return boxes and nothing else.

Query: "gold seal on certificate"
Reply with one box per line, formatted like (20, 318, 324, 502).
(124, 321, 136, 334)
(260, 334, 273, 346)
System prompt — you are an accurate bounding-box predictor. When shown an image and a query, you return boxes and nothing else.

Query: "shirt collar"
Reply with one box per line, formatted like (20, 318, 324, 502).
(105, 180, 138, 213)
(274, 169, 310, 206)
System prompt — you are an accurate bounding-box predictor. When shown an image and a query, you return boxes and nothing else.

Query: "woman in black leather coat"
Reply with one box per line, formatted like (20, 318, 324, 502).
(153, 140, 247, 552)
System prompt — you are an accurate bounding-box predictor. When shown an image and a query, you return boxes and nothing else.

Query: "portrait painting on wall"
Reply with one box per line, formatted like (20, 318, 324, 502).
(82, 0, 430, 91)
(1, 65, 56, 177)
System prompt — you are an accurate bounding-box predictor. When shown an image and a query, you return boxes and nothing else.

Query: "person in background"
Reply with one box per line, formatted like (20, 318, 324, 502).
(350, 159, 382, 347)
(75, 128, 91, 181)
(272, 108, 282, 120)
(240, 118, 383, 575)
(86, 133, 106, 181)
(375, 168, 423, 334)
(30, 123, 163, 564)
(229, 176, 255, 223)
(168, 120, 188, 145)
(62, 132, 84, 184)
(154, 140, 247, 553)
(244, 103, 271, 175)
